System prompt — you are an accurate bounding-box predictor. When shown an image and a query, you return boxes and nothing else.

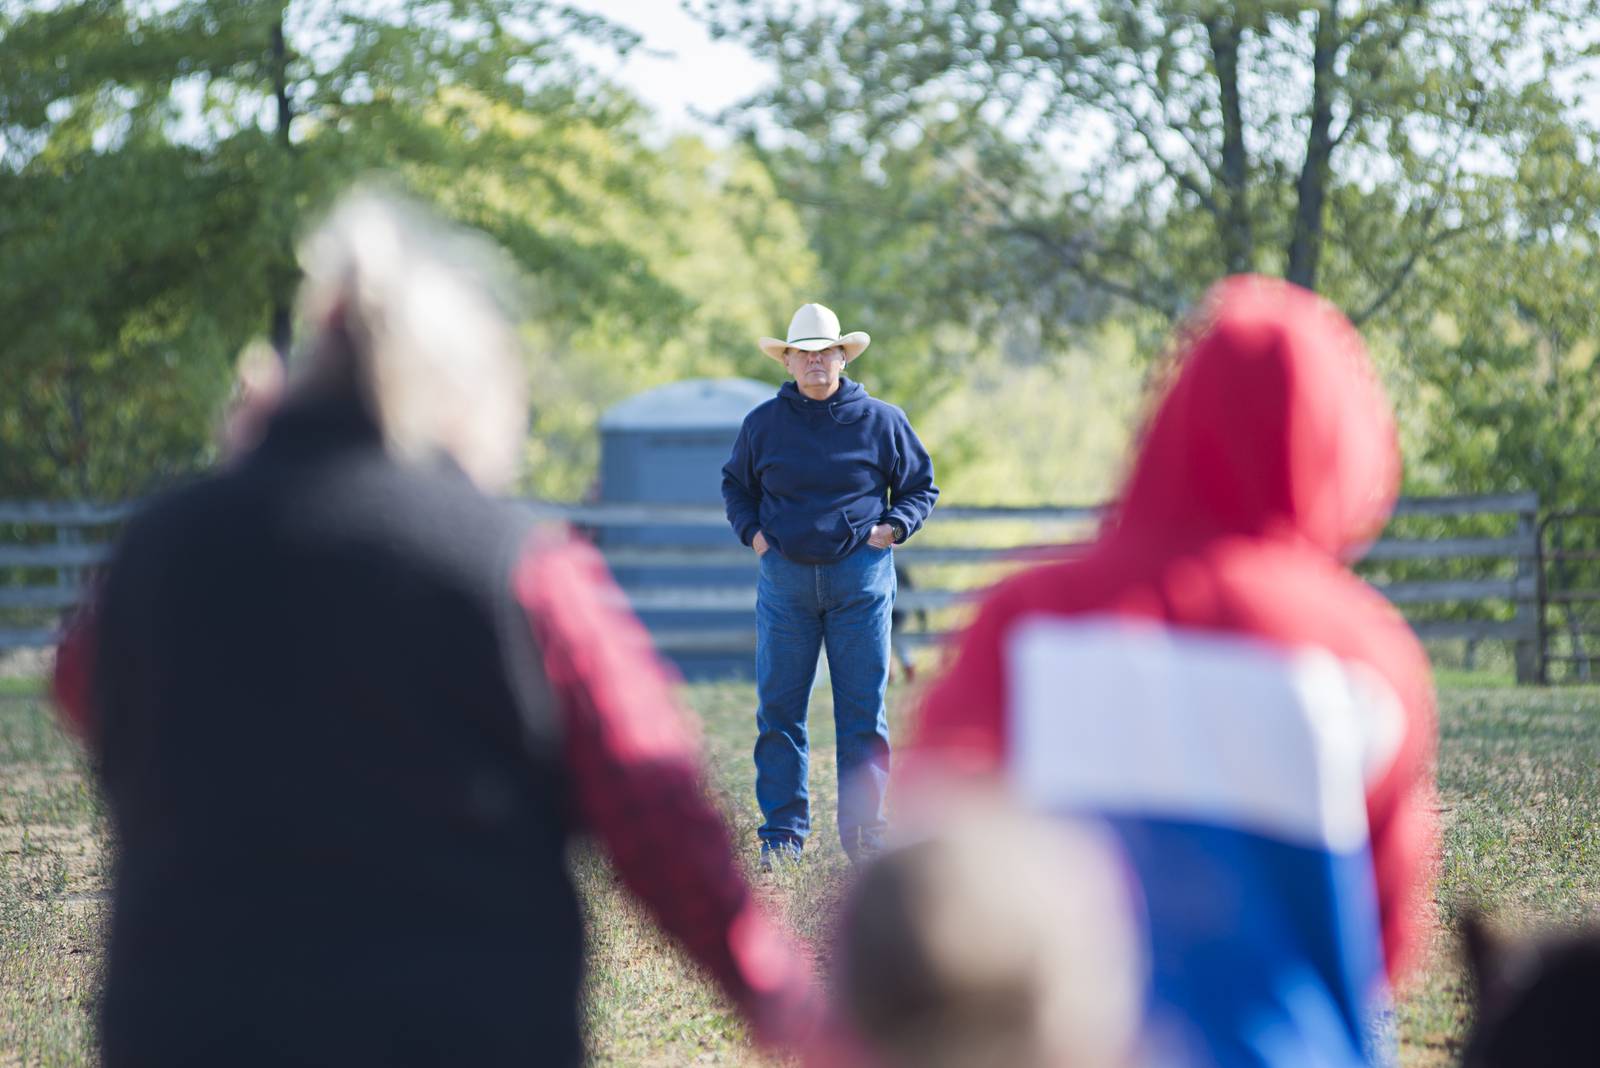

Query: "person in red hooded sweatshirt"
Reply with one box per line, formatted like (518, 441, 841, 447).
(906, 275, 1438, 1068)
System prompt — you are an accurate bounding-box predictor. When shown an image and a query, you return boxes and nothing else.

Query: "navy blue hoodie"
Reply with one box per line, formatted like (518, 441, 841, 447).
(721, 377, 939, 564)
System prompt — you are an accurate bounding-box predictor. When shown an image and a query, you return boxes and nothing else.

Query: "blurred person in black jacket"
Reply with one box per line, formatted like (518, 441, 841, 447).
(53, 190, 816, 1067)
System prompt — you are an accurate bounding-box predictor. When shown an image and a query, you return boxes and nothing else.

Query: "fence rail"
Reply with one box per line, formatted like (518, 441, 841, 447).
(0, 535, 1541, 573)
(2, 493, 1543, 681)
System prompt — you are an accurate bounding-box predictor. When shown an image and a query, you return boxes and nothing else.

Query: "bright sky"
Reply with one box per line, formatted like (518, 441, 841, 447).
(565, 1, 773, 142)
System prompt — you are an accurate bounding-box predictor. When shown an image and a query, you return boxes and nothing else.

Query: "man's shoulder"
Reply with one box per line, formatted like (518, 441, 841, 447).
(97, 469, 252, 610)
(347, 460, 534, 565)
(739, 396, 784, 431)
(862, 396, 912, 425)
(115, 470, 232, 551)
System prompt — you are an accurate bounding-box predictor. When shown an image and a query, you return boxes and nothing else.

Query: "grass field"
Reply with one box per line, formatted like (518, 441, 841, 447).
(3, 672, 1598, 1066)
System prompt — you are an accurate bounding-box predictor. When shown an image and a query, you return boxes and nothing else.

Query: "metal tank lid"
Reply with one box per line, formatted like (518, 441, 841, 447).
(599, 377, 776, 431)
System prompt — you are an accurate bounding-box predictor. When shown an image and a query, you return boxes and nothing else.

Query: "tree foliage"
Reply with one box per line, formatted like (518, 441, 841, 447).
(7, 1, 1600, 507)
(0, 0, 819, 500)
(514, 134, 818, 498)
(702, 0, 1600, 499)
(705, 0, 1599, 314)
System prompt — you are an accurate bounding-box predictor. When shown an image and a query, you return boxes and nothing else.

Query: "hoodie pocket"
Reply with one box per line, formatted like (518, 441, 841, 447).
(770, 510, 856, 561)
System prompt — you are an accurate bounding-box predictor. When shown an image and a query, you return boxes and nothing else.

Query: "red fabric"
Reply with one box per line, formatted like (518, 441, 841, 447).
(913, 276, 1437, 981)
(515, 530, 819, 1046)
(802, 1011, 880, 1068)
(50, 596, 98, 743)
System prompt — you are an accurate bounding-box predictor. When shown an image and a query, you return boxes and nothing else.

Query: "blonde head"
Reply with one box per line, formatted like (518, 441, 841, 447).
(838, 799, 1144, 1068)
(294, 188, 528, 492)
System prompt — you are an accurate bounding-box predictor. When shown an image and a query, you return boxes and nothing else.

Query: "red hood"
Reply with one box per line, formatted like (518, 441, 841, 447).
(1111, 275, 1399, 557)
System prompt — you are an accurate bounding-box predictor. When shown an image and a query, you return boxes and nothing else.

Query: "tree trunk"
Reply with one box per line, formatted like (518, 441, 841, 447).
(1287, 1, 1339, 291)
(1207, 17, 1253, 275)
(270, 301, 293, 360)
(270, 12, 295, 361)
(64, 363, 91, 498)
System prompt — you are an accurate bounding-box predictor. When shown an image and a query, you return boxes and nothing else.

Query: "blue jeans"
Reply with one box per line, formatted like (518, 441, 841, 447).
(754, 542, 895, 860)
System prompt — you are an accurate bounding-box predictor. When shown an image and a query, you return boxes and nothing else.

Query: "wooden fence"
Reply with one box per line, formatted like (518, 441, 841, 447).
(1, 492, 1542, 681)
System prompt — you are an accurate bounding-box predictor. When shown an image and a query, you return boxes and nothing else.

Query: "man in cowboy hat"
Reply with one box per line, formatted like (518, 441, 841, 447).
(722, 302, 939, 866)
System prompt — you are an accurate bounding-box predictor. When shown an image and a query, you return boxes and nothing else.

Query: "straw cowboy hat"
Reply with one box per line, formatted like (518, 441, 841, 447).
(758, 303, 871, 364)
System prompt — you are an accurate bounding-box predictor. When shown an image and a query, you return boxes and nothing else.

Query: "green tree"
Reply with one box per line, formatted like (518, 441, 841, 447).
(509, 133, 820, 498)
(703, 0, 1600, 510)
(0, 0, 684, 498)
(702, 0, 1600, 324)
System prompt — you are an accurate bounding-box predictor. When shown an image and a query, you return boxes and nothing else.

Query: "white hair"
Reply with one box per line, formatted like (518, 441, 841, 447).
(294, 188, 528, 492)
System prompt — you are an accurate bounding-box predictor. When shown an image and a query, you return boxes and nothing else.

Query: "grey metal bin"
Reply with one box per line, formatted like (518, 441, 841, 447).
(598, 377, 775, 680)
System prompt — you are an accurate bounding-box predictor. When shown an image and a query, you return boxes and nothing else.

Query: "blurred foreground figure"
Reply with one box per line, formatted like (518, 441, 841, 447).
(1460, 911, 1600, 1068)
(910, 276, 1438, 1067)
(217, 339, 286, 460)
(52, 191, 814, 1066)
(816, 797, 1143, 1068)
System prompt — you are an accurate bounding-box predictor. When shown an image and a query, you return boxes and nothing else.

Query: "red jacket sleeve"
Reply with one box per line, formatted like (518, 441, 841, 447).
(906, 584, 1018, 780)
(514, 530, 818, 1048)
(1363, 647, 1440, 982)
(51, 596, 99, 744)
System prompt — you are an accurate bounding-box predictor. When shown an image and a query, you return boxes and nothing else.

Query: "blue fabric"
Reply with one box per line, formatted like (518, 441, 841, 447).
(1098, 814, 1388, 1068)
(753, 544, 895, 860)
(721, 377, 938, 564)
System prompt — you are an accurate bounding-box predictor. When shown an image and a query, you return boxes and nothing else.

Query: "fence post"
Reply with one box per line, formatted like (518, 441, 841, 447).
(1515, 504, 1540, 685)
(57, 523, 82, 593)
